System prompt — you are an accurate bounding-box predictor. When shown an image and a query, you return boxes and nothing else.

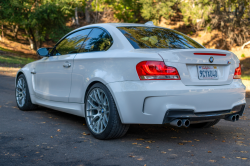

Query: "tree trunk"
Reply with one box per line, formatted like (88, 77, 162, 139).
(75, 7, 79, 26)
(1, 24, 4, 41)
(13, 25, 19, 40)
(236, 3, 245, 26)
(25, 29, 34, 50)
(85, 0, 93, 23)
(72, 17, 76, 25)
(85, 6, 90, 23)
(25, 28, 37, 50)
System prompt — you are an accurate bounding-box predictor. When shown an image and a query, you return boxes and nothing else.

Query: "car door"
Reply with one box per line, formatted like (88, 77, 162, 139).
(69, 28, 113, 103)
(32, 29, 92, 102)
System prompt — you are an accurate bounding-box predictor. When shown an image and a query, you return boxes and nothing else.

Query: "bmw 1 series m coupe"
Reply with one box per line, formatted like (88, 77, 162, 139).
(15, 22, 246, 139)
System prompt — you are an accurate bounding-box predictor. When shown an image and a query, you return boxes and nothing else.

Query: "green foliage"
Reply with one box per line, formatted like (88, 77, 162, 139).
(241, 75, 250, 80)
(105, 0, 141, 22)
(29, 2, 76, 42)
(1, 0, 250, 51)
(91, 0, 106, 12)
(0, 0, 81, 49)
(139, 0, 176, 25)
(241, 54, 246, 58)
(0, 46, 35, 65)
(180, 0, 215, 29)
(206, 25, 212, 33)
(0, 55, 34, 65)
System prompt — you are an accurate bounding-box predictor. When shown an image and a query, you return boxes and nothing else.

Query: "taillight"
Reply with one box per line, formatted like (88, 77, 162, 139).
(233, 63, 241, 79)
(136, 61, 180, 80)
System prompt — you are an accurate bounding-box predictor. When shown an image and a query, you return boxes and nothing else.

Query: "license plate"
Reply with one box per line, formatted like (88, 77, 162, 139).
(198, 65, 218, 80)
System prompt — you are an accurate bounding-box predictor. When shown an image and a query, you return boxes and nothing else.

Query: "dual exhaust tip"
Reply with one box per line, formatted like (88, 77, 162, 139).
(225, 114, 240, 122)
(170, 119, 190, 128)
(170, 114, 240, 127)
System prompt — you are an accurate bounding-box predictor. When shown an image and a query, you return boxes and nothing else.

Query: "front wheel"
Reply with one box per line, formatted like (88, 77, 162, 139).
(85, 83, 130, 140)
(15, 74, 37, 111)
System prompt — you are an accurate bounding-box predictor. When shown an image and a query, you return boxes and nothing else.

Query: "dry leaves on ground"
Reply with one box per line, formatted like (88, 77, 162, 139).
(82, 132, 90, 135)
(136, 138, 144, 140)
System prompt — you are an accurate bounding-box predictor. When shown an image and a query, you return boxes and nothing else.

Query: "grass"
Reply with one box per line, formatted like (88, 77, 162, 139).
(0, 46, 35, 65)
(242, 75, 250, 80)
(0, 55, 34, 65)
(0, 46, 16, 53)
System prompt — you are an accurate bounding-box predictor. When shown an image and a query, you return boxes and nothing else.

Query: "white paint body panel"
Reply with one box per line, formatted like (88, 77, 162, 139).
(108, 79, 245, 124)
(32, 54, 75, 102)
(158, 49, 238, 86)
(15, 23, 246, 124)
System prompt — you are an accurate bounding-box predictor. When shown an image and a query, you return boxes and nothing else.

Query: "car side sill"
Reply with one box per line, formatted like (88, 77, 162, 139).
(32, 95, 85, 117)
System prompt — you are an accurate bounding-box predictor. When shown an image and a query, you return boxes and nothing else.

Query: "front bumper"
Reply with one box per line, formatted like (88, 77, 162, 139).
(107, 79, 246, 124)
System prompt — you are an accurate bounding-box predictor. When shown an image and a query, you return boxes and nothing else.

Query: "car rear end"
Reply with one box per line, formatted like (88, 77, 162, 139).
(108, 25, 246, 126)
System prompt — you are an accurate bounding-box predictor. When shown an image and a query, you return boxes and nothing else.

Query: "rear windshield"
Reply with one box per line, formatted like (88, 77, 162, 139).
(117, 26, 204, 49)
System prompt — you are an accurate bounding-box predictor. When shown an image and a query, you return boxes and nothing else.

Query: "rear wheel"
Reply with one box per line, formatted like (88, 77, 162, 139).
(16, 74, 37, 111)
(189, 119, 220, 128)
(85, 83, 130, 139)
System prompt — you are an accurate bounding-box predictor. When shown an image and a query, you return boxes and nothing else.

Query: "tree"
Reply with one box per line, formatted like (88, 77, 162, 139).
(0, 0, 81, 50)
(140, 0, 177, 25)
(179, 0, 250, 47)
(180, 0, 215, 30)
(105, 0, 142, 23)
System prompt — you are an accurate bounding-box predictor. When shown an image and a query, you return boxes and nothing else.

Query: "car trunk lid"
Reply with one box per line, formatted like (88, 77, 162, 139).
(158, 49, 238, 86)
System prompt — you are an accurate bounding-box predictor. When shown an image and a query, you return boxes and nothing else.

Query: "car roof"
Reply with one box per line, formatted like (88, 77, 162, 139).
(72, 23, 156, 32)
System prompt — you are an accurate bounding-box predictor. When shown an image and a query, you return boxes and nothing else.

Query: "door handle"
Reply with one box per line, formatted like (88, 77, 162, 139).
(31, 70, 36, 74)
(63, 62, 71, 68)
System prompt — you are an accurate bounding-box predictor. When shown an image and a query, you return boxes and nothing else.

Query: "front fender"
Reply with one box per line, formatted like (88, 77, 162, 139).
(15, 63, 36, 104)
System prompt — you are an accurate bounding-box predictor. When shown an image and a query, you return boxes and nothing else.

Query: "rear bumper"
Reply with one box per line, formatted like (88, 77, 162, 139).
(163, 104, 245, 124)
(107, 79, 246, 124)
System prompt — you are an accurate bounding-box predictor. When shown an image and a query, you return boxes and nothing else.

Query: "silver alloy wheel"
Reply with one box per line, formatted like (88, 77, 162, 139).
(16, 78, 26, 107)
(86, 88, 110, 134)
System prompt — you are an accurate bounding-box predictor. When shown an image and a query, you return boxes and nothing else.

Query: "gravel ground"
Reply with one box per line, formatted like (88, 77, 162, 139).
(0, 74, 250, 166)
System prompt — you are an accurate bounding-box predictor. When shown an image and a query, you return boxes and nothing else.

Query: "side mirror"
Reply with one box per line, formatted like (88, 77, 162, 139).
(37, 48, 50, 57)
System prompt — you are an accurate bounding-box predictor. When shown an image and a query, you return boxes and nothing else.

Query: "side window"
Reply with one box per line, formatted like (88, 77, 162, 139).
(52, 29, 92, 56)
(79, 28, 112, 53)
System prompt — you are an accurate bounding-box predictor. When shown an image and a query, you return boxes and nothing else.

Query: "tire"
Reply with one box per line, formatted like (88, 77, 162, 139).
(15, 74, 37, 111)
(189, 119, 220, 128)
(85, 83, 130, 140)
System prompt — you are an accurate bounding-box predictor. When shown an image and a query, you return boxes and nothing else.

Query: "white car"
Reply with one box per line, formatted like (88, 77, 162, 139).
(15, 22, 246, 139)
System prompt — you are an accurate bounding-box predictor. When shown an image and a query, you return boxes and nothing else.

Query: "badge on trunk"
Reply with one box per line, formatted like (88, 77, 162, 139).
(209, 57, 214, 63)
